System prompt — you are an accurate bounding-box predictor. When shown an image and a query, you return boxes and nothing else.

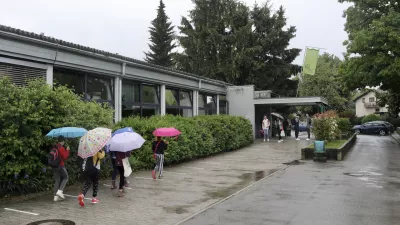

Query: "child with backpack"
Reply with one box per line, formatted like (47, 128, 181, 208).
(78, 149, 105, 207)
(49, 136, 70, 202)
(152, 137, 168, 179)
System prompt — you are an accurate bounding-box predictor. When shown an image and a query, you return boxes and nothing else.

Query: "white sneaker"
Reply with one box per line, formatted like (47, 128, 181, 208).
(54, 196, 60, 202)
(56, 190, 65, 199)
(296, 138, 300, 141)
(267, 139, 270, 142)
(263, 139, 265, 142)
(306, 138, 310, 141)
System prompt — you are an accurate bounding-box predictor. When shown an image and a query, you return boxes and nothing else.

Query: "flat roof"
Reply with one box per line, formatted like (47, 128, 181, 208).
(254, 96, 328, 106)
(0, 24, 226, 86)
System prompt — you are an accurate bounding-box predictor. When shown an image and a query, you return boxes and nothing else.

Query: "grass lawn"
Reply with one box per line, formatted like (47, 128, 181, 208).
(307, 140, 347, 149)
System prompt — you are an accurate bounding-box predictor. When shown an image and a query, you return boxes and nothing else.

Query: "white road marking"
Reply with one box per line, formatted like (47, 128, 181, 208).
(135, 176, 163, 181)
(164, 171, 187, 175)
(4, 208, 39, 216)
(103, 184, 132, 190)
(64, 194, 92, 200)
(182, 166, 205, 170)
(198, 162, 221, 165)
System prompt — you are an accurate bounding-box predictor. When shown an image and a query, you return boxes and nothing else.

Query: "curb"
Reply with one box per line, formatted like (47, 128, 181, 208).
(391, 133, 400, 144)
(172, 164, 291, 225)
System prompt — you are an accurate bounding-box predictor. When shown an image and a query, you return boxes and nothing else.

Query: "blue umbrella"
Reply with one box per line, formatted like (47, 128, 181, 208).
(112, 127, 134, 137)
(46, 127, 88, 138)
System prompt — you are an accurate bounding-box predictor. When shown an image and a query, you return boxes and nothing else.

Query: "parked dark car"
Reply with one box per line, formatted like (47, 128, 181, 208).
(370, 121, 395, 133)
(352, 122, 390, 135)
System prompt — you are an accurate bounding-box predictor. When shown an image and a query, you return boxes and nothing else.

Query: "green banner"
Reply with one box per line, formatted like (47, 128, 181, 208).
(302, 48, 319, 75)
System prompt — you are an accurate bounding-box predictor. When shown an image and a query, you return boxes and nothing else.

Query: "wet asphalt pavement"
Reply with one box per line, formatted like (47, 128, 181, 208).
(180, 135, 400, 225)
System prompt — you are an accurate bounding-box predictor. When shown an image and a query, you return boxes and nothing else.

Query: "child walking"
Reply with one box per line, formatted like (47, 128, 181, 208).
(152, 137, 168, 179)
(78, 149, 105, 207)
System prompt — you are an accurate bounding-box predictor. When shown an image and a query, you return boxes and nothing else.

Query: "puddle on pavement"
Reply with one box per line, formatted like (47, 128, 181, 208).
(206, 169, 277, 199)
(26, 219, 75, 225)
(163, 205, 190, 214)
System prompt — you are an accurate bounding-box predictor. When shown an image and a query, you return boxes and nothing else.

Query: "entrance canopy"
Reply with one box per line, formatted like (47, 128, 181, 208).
(254, 96, 328, 106)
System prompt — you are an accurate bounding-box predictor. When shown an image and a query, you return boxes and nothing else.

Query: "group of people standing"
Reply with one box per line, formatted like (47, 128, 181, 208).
(50, 135, 168, 207)
(261, 113, 312, 142)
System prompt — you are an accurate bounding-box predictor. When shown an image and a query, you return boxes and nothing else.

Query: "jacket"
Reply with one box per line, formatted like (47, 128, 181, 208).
(152, 141, 168, 155)
(55, 143, 70, 167)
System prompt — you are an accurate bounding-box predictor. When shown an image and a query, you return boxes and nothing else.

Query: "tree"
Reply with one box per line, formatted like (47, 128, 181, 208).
(339, 0, 400, 115)
(299, 53, 351, 112)
(174, 0, 300, 96)
(144, 0, 176, 67)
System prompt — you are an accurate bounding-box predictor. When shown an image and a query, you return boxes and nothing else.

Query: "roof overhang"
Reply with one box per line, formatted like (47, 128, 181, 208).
(254, 97, 328, 106)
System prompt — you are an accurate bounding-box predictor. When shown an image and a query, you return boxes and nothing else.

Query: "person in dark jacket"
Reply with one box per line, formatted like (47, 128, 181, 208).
(115, 151, 131, 197)
(110, 151, 129, 189)
(152, 137, 168, 179)
(293, 115, 300, 140)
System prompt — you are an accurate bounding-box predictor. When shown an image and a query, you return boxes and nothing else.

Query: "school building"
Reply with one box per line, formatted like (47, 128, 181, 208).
(0, 25, 328, 138)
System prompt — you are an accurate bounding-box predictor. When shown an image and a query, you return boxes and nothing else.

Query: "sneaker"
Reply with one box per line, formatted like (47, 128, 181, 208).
(152, 170, 156, 180)
(306, 138, 310, 141)
(124, 179, 129, 187)
(111, 181, 116, 189)
(53, 196, 60, 202)
(158, 175, 163, 179)
(263, 139, 265, 142)
(267, 139, 270, 142)
(118, 190, 124, 197)
(56, 190, 65, 199)
(78, 194, 85, 207)
(91, 198, 99, 204)
(296, 138, 300, 141)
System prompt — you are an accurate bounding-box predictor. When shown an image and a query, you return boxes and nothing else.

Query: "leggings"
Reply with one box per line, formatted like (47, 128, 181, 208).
(117, 166, 125, 189)
(82, 171, 99, 197)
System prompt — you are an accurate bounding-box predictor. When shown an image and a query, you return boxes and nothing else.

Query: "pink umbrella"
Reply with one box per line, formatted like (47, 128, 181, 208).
(153, 128, 181, 137)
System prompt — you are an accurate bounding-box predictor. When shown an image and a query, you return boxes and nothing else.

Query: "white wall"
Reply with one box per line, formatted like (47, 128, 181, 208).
(227, 86, 255, 138)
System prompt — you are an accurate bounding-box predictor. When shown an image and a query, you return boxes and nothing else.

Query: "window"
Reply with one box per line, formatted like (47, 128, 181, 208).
(122, 80, 160, 118)
(165, 88, 193, 117)
(199, 93, 217, 115)
(53, 68, 113, 104)
(53, 69, 85, 95)
(87, 75, 113, 101)
(219, 95, 228, 114)
(369, 97, 375, 102)
(362, 98, 365, 103)
(376, 108, 380, 112)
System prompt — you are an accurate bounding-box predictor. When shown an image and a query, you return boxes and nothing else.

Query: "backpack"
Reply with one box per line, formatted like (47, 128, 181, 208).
(48, 146, 61, 168)
(82, 156, 99, 177)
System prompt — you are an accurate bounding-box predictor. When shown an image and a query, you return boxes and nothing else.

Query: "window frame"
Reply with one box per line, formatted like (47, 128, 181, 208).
(199, 92, 217, 115)
(369, 97, 375, 103)
(165, 87, 193, 116)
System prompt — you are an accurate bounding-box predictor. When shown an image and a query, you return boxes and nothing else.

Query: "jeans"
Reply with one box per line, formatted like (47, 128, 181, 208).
(52, 166, 68, 195)
(295, 128, 299, 138)
(306, 128, 311, 139)
(263, 128, 269, 139)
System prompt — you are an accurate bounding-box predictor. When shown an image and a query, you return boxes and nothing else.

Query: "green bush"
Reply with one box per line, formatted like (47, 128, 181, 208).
(338, 118, 352, 134)
(351, 116, 364, 125)
(311, 111, 340, 142)
(361, 114, 381, 124)
(114, 115, 253, 170)
(338, 109, 356, 119)
(0, 77, 114, 196)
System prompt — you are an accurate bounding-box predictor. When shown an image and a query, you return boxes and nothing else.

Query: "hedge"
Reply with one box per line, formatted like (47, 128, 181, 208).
(361, 114, 381, 124)
(113, 115, 253, 170)
(0, 78, 114, 196)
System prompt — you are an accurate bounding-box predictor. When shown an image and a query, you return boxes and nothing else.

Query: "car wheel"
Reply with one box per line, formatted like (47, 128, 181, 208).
(379, 130, 386, 136)
(355, 129, 361, 135)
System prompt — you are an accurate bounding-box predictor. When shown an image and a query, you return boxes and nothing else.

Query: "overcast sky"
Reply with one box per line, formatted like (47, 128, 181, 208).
(0, 0, 351, 65)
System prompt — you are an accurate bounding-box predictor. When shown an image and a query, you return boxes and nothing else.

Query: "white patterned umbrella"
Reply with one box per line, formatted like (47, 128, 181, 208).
(78, 127, 112, 158)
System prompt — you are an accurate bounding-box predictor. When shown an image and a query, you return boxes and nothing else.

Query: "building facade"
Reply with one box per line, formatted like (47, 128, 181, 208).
(0, 25, 228, 121)
(354, 90, 388, 117)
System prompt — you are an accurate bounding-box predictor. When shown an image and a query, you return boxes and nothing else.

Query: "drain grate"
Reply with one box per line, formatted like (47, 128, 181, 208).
(26, 219, 75, 225)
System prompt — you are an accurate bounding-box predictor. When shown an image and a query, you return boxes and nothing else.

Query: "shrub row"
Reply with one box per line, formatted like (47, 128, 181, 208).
(0, 78, 114, 196)
(114, 115, 253, 170)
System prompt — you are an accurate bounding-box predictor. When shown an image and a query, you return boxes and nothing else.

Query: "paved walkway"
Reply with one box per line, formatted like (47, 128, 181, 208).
(0, 135, 312, 225)
(180, 135, 400, 225)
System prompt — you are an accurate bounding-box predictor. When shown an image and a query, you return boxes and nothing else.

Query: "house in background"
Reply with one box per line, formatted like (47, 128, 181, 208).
(354, 90, 388, 117)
